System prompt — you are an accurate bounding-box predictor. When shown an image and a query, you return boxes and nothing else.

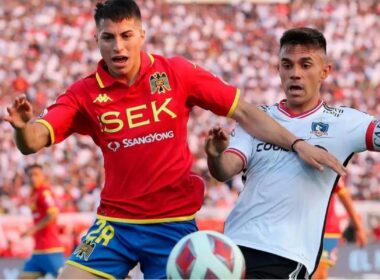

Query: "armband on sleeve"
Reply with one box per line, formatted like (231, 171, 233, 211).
(367, 120, 380, 151)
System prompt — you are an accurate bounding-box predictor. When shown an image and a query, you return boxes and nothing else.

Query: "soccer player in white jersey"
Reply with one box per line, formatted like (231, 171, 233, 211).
(205, 27, 380, 279)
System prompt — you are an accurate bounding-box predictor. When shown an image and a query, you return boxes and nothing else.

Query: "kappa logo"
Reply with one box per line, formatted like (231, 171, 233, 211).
(311, 122, 329, 137)
(93, 93, 113, 103)
(74, 239, 96, 261)
(149, 72, 171, 94)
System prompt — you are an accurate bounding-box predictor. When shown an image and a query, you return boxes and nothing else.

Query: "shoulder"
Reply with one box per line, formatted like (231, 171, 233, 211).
(147, 54, 196, 74)
(257, 104, 271, 112)
(231, 123, 252, 139)
(57, 77, 92, 104)
(322, 103, 372, 120)
(71, 74, 95, 94)
(257, 103, 277, 115)
(167, 56, 198, 71)
(148, 53, 184, 67)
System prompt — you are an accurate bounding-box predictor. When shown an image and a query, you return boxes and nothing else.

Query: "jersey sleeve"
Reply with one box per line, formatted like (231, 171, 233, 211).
(224, 124, 254, 169)
(170, 56, 240, 117)
(343, 107, 376, 152)
(36, 89, 91, 144)
(366, 120, 380, 151)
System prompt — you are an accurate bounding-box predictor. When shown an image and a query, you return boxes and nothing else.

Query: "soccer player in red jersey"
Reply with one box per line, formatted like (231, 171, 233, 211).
(19, 164, 64, 279)
(5, 1, 345, 278)
(313, 178, 367, 279)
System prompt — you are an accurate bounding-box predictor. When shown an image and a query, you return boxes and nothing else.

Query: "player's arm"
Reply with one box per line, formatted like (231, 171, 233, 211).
(231, 99, 346, 176)
(205, 127, 244, 181)
(22, 208, 58, 237)
(367, 120, 380, 152)
(4, 95, 50, 154)
(338, 189, 367, 247)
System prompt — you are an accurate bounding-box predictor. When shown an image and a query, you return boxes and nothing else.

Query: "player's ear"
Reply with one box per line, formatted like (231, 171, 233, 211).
(321, 63, 332, 81)
(140, 29, 146, 41)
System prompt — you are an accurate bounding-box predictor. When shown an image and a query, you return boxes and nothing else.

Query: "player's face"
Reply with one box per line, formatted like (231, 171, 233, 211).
(96, 17, 145, 83)
(27, 167, 45, 188)
(278, 44, 331, 113)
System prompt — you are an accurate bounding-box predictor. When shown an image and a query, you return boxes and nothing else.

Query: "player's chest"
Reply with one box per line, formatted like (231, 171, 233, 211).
(85, 81, 186, 137)
(285, 116, 343, 152)
(253, 116, 344, 162)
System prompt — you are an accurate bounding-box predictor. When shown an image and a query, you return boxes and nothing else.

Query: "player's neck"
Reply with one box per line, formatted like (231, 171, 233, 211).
(283, 98, 322, 115)
(127, 68, 140, 86)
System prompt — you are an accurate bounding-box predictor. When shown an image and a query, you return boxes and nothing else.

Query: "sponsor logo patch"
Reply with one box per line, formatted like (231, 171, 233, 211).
(107, 130, 175, 151)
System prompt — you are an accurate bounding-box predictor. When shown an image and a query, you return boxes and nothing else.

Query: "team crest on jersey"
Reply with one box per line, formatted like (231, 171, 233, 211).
(149, 72, 171, 94)
(93, 93, 113, 103)
(74, 239, 96, 261)
(311, 122, 329, 137)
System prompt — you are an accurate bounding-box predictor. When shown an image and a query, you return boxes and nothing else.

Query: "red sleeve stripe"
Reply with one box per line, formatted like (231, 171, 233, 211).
(225, 148, 247, 169)
(365, 121, 376, 151)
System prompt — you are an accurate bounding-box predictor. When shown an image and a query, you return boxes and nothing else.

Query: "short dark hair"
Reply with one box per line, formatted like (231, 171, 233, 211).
(280, 27, 326, 54)
(25, 163, 43, 173)
(94, 0, 141, 26)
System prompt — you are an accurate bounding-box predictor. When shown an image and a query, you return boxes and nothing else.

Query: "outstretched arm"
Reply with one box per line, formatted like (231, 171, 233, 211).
(4, 94, 50, 154)
(205, 127, 244, 181)
(231, 99, 346, 176)
(338, 189, 367, 247)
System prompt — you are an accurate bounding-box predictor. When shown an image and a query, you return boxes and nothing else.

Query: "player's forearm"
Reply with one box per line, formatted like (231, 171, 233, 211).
(14, 122, 49, 154)
(207, 152, 242, 182)
(232, 101, 296, 150)
(207, 156, 233, 182)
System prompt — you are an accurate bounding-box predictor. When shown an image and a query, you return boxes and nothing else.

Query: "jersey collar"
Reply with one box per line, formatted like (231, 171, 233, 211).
(95, 51, 155, 89)
(277, 99, 324, 118)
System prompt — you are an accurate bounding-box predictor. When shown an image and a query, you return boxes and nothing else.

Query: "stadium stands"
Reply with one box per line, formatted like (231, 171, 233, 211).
(1, 0, 380, 256)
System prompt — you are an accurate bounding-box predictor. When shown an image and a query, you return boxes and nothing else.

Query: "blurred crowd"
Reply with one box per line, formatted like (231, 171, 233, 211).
(0, 0, 380, 219)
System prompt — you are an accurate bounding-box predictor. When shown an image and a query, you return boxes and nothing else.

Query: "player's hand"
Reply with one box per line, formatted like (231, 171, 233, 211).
(4, 94, 34, 129)
(355, 226, 368, 247)
(293, 140, 347, 176)
(205, 127, 229, 158)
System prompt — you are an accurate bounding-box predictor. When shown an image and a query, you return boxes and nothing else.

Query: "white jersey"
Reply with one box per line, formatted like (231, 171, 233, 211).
(224, 100, 379, 274)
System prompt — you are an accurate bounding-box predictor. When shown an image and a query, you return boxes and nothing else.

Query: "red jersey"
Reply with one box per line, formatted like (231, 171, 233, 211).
(30, 184, 63, 252)
(37, 52, 239, 222)
(324, 180, 347, 235)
